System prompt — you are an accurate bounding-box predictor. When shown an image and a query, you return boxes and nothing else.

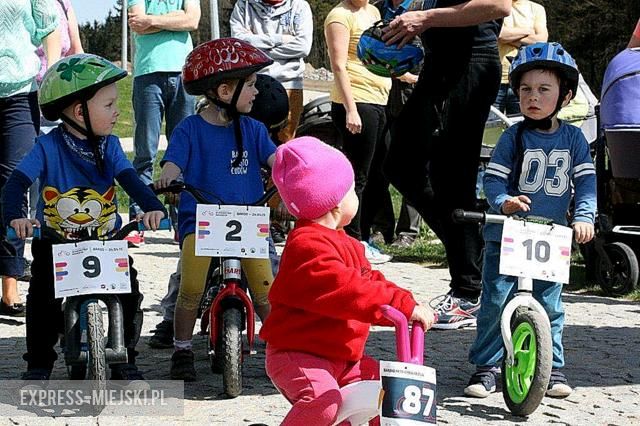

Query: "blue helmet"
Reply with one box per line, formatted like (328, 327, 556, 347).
(509, 42, 579, 99)
(357, 21, 424, 78)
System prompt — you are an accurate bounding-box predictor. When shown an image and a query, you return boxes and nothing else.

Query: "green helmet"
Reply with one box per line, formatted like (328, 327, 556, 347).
(39, 54, 127, 121)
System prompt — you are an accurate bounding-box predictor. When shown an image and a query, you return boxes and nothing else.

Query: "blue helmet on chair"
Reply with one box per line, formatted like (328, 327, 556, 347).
(357, 21, 424, 78)
(509, 42, 579, 99)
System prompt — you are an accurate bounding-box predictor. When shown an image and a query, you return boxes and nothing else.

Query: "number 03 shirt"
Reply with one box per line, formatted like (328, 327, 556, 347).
(483, 121, 597, 243)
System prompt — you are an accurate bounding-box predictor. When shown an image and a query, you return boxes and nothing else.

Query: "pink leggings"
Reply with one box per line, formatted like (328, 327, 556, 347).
(266, 347, 380, 426)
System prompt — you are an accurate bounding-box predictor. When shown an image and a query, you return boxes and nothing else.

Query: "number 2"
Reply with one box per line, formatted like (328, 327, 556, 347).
(82, 255, 101, 278)
(225, 220, 242, 241)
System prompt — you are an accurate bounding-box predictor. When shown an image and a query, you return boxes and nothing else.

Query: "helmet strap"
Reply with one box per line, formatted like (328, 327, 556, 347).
(205, 80, 246, 168)
(59, 101, 105, 174)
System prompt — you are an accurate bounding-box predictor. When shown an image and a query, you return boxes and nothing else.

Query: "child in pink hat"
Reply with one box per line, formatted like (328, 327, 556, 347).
(261, 136, 435, 425)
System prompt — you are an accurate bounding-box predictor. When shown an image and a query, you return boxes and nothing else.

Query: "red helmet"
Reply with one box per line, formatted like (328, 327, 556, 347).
(182, 38, 273, 96)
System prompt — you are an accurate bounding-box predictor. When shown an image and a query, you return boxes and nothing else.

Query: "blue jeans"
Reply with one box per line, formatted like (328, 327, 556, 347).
(0, 92, 39, 276)
(129, 72, 194, 217)
(493, 83, 520, 115)
(469, 241, 566, 369)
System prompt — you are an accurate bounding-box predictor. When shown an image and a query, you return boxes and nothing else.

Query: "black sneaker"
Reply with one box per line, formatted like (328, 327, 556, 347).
(0, 300, 26, 317)
(21, 368, 51, 381)
(111, 363, 150, 390)
(546, 369, 572, 398)
(170, 349, 196, 382)
(464, 370, 498, 398)
(148, 320, 174, 349)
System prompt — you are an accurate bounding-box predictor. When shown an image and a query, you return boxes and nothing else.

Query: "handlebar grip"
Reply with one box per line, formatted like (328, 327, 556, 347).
(452, 209, 486, 224)
(6, 227, 40, 240)
(154, 180, 185, 195)
(137, 217, 172, 232)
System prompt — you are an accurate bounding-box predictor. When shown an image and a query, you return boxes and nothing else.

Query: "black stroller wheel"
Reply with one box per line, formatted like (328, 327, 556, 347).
(595, 242, 639, 296)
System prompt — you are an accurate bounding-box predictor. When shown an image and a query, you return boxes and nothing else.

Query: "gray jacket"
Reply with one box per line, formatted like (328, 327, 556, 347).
(230, 0, 313, 90)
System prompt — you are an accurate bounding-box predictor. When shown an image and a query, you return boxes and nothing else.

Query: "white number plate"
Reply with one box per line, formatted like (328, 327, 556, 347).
(499, 218, 573, 284)
(52, 240, 131, 299)
(195, 204, 270, 258)
(380, 361, 437, 425)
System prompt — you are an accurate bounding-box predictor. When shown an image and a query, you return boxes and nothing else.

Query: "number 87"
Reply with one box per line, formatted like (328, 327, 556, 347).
(401, 385, 435, 416)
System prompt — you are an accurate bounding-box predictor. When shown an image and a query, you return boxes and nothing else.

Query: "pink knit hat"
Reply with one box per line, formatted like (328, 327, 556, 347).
(272, 136, 355, 220)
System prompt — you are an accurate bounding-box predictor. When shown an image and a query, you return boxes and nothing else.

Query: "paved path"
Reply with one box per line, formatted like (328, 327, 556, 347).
(1, 231, 639, 425)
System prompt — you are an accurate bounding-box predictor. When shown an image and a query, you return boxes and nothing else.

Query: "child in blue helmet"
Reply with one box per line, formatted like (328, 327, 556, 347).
(464, 42, 596, 399)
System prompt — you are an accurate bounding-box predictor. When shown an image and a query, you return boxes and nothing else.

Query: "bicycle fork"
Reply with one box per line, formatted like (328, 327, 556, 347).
(209, 259, 256, 355)
(500, 277, 551, 366)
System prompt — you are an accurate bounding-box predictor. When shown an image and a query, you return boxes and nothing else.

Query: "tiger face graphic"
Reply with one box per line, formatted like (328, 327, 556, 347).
(42, 186, 118, 238)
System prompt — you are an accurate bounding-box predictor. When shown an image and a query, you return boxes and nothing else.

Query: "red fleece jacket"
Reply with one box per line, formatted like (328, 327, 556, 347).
(260, 220, 417, 362)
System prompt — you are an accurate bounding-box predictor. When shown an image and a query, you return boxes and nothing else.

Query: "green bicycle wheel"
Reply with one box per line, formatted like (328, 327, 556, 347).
(502, 307, 552, 416)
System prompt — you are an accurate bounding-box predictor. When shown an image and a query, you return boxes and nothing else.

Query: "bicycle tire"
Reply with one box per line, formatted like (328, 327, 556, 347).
(502, 307, 552, 417)
(221, 307, 243, 398)
(595, 242, 639, 296)
(87, 302, 107, 388)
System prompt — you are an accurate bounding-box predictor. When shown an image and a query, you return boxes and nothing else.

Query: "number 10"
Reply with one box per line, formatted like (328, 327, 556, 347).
(522, 239, 551, 262)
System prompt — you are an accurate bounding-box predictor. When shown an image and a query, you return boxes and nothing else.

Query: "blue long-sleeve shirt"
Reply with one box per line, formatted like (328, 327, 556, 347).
(483, 121, 597, 242)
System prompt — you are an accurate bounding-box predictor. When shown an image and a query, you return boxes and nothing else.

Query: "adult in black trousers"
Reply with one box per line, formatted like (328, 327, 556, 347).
(383, 0, 511, 329)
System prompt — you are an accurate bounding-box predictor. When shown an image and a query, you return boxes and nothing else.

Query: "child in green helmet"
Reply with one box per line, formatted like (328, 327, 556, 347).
(1, 54, 167, 382)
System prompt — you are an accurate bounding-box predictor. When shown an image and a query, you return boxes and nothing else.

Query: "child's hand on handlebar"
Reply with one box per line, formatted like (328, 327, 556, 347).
(155, 162, 181, 189)
(501, 195, 531, 215)
(140, 211, 165, 231)
(9, 218, 40, 240)
(410, 304, 436, 330)
(572, 221, 595, 244)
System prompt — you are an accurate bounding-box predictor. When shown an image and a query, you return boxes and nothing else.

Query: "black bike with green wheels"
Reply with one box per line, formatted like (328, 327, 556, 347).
(454, 210, 557, 416)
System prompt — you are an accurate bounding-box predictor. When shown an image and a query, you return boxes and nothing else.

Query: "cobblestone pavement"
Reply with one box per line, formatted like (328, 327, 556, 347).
(1, 231, 639, 425)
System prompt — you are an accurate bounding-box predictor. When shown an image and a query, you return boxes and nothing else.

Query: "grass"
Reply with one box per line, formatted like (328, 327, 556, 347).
(113, 76, 134, 139)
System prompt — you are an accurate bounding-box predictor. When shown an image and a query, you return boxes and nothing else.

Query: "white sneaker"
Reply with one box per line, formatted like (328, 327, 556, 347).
(361, 241, 392, 264)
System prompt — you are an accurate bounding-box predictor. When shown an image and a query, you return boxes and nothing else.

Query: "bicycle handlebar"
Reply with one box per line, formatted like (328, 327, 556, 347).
(154, 180, 278, 206)
(6, 218, 172, 242)
(452, 209, 556, 226)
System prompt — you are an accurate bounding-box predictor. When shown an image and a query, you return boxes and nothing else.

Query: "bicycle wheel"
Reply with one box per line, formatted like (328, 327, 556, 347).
(221, 307, 243, 398)
(502, 307, 552, 417)
(595, 242, 639, 296)
(87, 302, 107, 387)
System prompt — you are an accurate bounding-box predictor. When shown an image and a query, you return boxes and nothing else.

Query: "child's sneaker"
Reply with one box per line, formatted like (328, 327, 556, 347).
(124, 231, 144, 247)
(429, 291, 480, 330)
(170, 349, 196, 382)
(464, 369, 498, 398)
(111, 363, 150, 390)
(546, 369, 572, 398)
(361, 241, 392, 264)
(148, 320, 174, 349)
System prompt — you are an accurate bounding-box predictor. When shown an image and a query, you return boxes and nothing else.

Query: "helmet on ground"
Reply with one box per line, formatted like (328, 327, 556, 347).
(509, 42, 579, 100)
(248, 74, 289, 131)
(357, 21, 423, 78)
(182, 38, 274, 96)
(39, 54, 127, 121)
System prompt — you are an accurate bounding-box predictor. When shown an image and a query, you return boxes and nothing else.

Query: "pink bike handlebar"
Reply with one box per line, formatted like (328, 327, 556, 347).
(380, 305, 436, 365)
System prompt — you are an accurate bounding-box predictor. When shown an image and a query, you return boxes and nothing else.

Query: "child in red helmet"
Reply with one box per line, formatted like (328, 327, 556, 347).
(155, 38, 277, 382)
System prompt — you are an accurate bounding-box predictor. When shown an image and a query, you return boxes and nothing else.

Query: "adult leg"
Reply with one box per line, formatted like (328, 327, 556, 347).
(277, 88, 304, 143)
(129, 73, 164, 218)
(430, 51, 501, 300)
(360, 106, 393, 243)
(0, 92, 39, 306)
(331, 102, 384, 240)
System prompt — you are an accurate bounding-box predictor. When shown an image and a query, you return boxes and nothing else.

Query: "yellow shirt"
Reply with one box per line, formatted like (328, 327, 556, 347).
(499, 0, 547, 83)
(324, 2, 391, 105)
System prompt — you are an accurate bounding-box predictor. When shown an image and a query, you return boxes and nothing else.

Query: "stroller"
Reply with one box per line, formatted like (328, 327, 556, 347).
(295, 95, 342, 149)
(587, 48, 640, 296)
